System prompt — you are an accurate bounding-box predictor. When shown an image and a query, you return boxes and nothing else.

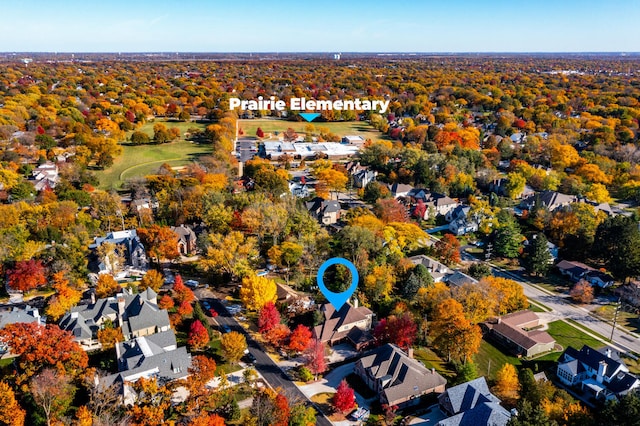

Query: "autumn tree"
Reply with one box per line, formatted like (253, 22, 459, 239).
(221, 331, 247, 364)
(46, 272, 82, 321)
(316, 167, 348, 199)
(258, 302, 281, 334)
(159, 294, 175, 310)
(0, 381, 25, 426)
(95, 274, 120, 299)
(332, 380, 356, 413)
(240, 274, 277, 311)
(137, 225, 180, 263)
(434, 234, 461, 266)
(30, 368, 75, 426)
(188, 320, 210, 351)
(431, 298, 481, 362)
(0, 323, 88, 383)
(289, 404, 317, 426)
(173, 274, 195, 304)
(570, 280, 594, 304)
(7, 259, 46, 292)
(364, 263, 396, 301)
(256, 127, 264, 138)
(494, 363, 520, 403)
(139, 269, 164, 292)
(202, 231, 258, 278)
(288, 324, 312, 353)
(374, 313, 418, 350)
(97, 319, 123, 350)
(305, 339, 327, 380)
(265, 323, 291, 348)
(127, 377, 172, 426)
(374, 198, 408, 223)
(481, 276, 529, 315)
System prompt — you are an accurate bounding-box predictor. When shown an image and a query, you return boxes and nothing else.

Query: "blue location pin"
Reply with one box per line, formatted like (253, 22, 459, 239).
(317, 257, 359, 311)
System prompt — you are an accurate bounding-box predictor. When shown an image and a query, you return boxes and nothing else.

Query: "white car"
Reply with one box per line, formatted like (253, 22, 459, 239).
(185, 279, 199, 288)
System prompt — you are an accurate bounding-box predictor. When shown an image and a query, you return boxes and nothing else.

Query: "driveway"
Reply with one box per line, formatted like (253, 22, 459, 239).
(298, 362, 376, 410)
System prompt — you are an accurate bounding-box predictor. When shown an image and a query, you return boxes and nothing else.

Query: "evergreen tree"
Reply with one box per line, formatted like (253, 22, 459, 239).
(524, 233, 552, 276)
(494, 211, 523, 258)
(402, 264, 434, 298)
(593, 216, 640, 282)
(507, 400, 557, 426)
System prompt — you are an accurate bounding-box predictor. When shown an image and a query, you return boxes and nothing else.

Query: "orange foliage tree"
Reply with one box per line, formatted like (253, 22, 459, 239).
(7, 259, 46, 292)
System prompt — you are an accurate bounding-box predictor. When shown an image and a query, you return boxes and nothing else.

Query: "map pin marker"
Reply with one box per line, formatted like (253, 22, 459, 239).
(317, 257, 359, 311)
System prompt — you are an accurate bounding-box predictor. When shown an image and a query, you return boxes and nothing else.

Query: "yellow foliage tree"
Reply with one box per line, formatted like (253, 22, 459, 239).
(430, 298, 481, 362)
(316, 168, 348, 199)
(95, 274, 120, 299)
(220, 331, 247, 364)
(364, 264, 396, 302)
(46, 272, 82, 321)
(585, 183, 612, 203)
(240, 274, 277, 311)
(415, 282, 451, 313)
(0, 381, 25, 426)
(139, 270, 164, 292)
(494, 363, 520, 402)
(481, 276, 529, 315)
(202, 231, 258, 278)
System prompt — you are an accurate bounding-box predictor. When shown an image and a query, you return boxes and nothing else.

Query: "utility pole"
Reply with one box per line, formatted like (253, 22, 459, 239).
(610, 298, 621, 342)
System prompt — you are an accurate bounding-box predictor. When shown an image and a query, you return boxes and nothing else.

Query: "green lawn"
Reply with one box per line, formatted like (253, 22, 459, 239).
(238, 119, 386, 141)
(95, 119, 212, 190)
(546, 320, 603, 351)
(413, 347, 456, 380)
(474, 340, 522, 380)
(95, 140, 212, 190)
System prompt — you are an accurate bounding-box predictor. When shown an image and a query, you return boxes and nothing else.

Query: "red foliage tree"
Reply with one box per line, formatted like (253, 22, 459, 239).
(434, 234, 461, 265)
(188, 320, 210, 351)
(332, 380, 355, 413)
(0, 323, 88, 384)
(413, 199, 427, 220)
(374, 313, 418, 350)
(258, 302, 281, 334)
(374, 198, 408, 223)
(288, 324, 312, 353)
(173, 275, 195, 304)
(256, 127, 264, 138)
(570, 279, 594, 304)
(304, 339, 327, 380)
(274, 394, 290, 426)
(266, 324, 290, 348)
(158, 294, 175, 310)
(7, 259, 47, 292)
(178, 300, 194, 317)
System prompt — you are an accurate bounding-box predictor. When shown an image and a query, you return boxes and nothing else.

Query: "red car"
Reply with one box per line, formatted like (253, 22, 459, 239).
(208, 308, 219, 317)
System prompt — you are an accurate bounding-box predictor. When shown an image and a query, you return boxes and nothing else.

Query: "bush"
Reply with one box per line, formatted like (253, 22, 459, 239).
(298, 366, 314, 382)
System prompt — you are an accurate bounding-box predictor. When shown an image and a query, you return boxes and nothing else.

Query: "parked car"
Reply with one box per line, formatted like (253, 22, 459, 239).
(185, 279, 199, 288)
(208, 308, 219, 317)
(242, 352, 256, 364)
(221, 325, 231, 333)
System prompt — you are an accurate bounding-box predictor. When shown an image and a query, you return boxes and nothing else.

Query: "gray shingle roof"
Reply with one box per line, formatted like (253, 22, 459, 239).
(439, 377, 500, 415)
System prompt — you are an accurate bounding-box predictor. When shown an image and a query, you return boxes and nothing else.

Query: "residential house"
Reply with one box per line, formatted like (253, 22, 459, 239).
(387, 183, 414, 199)
(446, 205, 479, 236)
(342, 135, 366, 145)
(170, 224, 197, 256)
(408, 255, 453, 282)
(288, 181, 311, 198)
(0, 305, 45, 328)
(520, 190, 577, 212)
(557, 345, 640, 401)
(313, 302, 374, 350)
(31, 161, 59, 192)
(346, 161, 377, 188)
(482, 310, 556, 358)
(276, 282, 313, 313)
(59, 288, 170, 351)
(489, 178, 535, 199)
(556, 260, 615, 288)
(100, 329, 191, 403)
(407, 188, 459, 218)
(90, 230, 149, 275)
(355, 343, 447, 408)
(437, 377, 511, 426)
(306, 197, 341, 225)
(446, 271, 479, 287)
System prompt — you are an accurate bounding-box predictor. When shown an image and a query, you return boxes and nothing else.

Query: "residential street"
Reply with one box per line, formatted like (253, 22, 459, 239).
(197, 290, 333, 426)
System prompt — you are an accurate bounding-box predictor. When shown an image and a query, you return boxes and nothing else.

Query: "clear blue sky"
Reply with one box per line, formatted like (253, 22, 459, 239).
(2, 0, 638, 52)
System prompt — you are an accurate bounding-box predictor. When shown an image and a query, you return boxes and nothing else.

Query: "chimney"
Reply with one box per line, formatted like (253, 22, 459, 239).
(117, 295, 125, 321)
(431, 368, 435, 375)
(597, 360, 607, 383)
(606, 348, 612, 359)
(407, 347, 414, 359)
(353, 297, 359, 309)
(90, 291, 96, 304)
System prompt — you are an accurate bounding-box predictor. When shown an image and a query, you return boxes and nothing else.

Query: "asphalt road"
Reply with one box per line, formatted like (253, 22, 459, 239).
(196, 290, 332, 426)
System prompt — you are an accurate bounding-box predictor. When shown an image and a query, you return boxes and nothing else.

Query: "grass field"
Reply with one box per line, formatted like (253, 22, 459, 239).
(238, 119, 386, 142)
(546, 320, 603, 351)
(474, 340, 522, 380)
(413, 347, 456, 380)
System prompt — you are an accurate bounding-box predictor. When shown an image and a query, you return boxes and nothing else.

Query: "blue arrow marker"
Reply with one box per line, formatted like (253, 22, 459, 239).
(299, 112, 321, 122)
(316, 257, 359, 311)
